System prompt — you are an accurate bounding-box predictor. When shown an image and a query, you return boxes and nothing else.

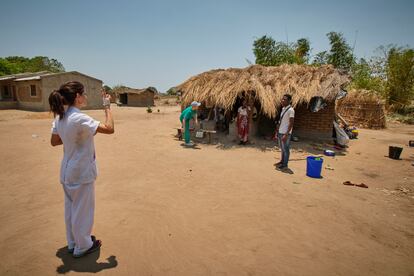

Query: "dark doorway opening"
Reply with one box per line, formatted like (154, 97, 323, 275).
(120, 94, 128, 105)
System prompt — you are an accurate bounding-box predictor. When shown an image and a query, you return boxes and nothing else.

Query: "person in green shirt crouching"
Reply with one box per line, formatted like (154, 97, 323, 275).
(180, 101, 201, 146)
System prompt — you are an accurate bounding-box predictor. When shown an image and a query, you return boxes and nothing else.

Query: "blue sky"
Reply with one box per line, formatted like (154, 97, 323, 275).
(1, 0, 413, 92)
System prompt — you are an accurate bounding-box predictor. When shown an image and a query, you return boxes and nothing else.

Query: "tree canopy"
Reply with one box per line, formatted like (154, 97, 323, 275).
(103, 85, 112, 92)
(386, 47, 414, 110)
(252, 32, 414, 114)
(253, 36, 311, 66)
(325, 32, 355, 72)
(166, 87, 178, 95)
(0, 56, 65, 76)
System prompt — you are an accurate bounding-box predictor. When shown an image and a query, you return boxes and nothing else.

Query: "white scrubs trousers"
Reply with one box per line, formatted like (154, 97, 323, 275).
(63, 182, 95, 255)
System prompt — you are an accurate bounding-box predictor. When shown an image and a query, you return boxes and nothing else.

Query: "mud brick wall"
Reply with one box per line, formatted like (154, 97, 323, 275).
(293, 101, 335, 139)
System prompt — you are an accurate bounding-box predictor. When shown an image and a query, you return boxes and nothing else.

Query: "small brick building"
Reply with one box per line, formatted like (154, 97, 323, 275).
(0, 71, 103, 111)
(115, 87, 155, 107)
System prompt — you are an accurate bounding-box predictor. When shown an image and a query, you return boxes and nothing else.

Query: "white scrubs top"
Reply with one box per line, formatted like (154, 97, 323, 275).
(51, 106, 100, 185)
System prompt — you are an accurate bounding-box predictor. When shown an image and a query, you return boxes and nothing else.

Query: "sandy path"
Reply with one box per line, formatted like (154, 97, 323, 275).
(0, 106, 413, 276)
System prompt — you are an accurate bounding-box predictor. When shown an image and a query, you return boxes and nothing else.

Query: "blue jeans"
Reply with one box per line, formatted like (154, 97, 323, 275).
(278, 133, 291, 167)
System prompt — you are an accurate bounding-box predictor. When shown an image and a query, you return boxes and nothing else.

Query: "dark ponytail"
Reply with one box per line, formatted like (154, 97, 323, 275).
(48, 81, 84, 119)
(49, 90, 66, 119)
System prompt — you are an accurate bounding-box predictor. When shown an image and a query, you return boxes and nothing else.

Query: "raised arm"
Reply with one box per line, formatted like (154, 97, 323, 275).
(96, 94, 115, 134)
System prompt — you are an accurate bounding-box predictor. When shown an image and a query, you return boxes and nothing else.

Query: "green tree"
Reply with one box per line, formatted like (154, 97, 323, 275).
(326, 32, 355, 71)
(0, 56, 65, 75)
(295, 38, 310, 64)
(369, 45, 389, 80)
(253, 35, 302, 66)
(349, 58, 384, 92)
(312, 51, 329, 65)
(253, 36, 277, 66)
(350, 45, 414, 113)
(166, 87, 178, 95)
(0, 59, 14, 75)
(5, 56, 29, 72)
(385, 47, 414, 111)
(43, 57, 65, 72)
(103, 85, 112, 92)
(26, 56, 65, 72)
(273, 42, 296, 65)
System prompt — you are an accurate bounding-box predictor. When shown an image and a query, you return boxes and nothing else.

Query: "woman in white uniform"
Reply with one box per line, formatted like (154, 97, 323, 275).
(49, 81, 114, 258)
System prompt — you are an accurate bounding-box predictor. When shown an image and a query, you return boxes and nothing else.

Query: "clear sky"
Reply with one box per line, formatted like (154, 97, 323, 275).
(1, 0, 413, 92)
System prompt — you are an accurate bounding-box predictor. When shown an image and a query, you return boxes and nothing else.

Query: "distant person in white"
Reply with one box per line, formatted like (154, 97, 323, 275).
(237, 100, 251, 145)
(49, 81, 114, 258)
(276, 94, 294, 170)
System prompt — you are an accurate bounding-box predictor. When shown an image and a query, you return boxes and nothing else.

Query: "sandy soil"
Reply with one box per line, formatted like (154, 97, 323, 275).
(0, 105, 413, 276)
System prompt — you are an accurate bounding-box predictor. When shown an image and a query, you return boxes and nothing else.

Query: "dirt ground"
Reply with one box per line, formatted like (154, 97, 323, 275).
(0, 105, 413, 276)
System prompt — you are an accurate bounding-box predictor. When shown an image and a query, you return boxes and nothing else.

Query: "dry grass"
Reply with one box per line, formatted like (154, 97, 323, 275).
(177, 64, 350, 118)
(338, 89, 384, 105)
(112, 87, 156, 95)
(337, 89, 386, 129)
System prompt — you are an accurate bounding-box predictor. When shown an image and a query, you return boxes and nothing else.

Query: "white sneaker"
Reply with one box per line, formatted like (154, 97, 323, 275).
(185, 142, 194, 147)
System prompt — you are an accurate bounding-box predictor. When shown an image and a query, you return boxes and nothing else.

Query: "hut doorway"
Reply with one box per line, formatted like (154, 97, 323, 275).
(254, 100, 278, 138)
(228, 94, 263, 137)
(120, 94, 128, 105)
(257, 113, 276, 138)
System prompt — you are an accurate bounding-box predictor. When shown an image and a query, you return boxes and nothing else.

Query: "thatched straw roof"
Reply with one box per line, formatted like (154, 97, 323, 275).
(113, 86, 157, 95)
(337, 89, 384, 105)
(177, 64, 350, 118)
(336, 89, 386, 129)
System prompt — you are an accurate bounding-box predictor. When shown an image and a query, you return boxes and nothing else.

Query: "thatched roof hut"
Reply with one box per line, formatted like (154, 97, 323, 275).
(114, 86, 157, 95)
(113, 86, 156, 107)
(178, 64, 350, 118)
(336, 89, 386, 129)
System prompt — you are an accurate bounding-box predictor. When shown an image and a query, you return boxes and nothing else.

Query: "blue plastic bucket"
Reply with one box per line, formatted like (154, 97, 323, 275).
(306, 156, 323, 178)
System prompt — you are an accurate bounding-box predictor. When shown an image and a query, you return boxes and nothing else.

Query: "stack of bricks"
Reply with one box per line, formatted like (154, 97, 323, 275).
(293, 101, 335, 139)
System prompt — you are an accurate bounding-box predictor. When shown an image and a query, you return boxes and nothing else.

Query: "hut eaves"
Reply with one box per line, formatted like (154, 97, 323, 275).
(177, 64, 350, 118)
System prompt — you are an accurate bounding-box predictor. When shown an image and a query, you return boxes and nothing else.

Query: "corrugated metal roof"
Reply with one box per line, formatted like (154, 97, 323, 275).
(0, 76, 15, 81)
(15, 76, 42, 81)
(0, 71, 102, 83)
(0, 71, 49, 81)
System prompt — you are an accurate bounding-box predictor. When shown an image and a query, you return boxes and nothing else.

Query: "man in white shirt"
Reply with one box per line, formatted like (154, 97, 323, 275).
(276, 94, 295, 170)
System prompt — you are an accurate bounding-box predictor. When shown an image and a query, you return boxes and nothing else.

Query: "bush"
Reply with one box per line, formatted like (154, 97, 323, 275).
(385, 47, 414, 110)
(387, 112, 414, 124)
